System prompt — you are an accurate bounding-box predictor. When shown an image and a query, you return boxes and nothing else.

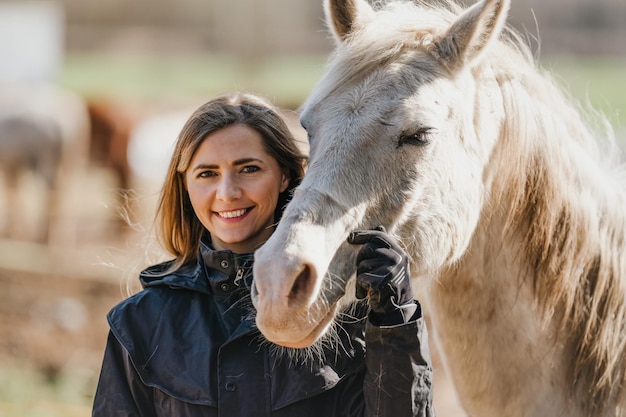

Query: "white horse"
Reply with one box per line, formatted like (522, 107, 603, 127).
(251, 0, 626, 416)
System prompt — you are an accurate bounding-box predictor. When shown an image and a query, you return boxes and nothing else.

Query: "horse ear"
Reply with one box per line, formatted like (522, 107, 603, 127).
(324, 0, 375, 43)
(436, 0, 510, 70)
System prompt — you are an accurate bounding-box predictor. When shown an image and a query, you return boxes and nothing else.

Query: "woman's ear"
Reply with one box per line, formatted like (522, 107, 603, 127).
(280, 170, 290, 193)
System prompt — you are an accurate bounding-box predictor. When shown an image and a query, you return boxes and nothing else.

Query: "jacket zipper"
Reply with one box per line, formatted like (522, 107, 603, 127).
(234, 268, 244, 287)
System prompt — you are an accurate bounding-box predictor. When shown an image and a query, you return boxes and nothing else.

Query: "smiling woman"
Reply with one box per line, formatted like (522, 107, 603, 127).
(154, 93, 306, 272)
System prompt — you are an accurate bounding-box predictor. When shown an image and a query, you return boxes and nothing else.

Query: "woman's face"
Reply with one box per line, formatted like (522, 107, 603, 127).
(185, 124, 290, 253)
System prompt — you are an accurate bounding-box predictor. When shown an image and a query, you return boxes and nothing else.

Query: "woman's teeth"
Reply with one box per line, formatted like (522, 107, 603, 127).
(219, 209, 247, 219)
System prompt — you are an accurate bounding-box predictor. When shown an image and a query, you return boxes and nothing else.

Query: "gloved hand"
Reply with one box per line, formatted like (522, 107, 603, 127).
(347, 227, 417, 326)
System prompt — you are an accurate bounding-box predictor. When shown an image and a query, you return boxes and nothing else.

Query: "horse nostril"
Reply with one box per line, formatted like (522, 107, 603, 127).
(288, 264, 312, 307)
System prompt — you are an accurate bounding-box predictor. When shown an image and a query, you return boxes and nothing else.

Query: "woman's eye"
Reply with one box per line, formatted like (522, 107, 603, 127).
(242, 166, 260, 174)
(198, 171, 217, 178)
(398, 127, 435, 147)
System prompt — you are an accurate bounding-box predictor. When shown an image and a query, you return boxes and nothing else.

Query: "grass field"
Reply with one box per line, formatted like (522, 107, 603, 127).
(0, 366, 93, 417)
(60, 53, 626, 129)
(61, 53, 327, 109)
(542, 56, 626, 130)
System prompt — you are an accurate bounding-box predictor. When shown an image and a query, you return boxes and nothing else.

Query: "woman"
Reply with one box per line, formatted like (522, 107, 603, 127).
(92, 92, 435, 417)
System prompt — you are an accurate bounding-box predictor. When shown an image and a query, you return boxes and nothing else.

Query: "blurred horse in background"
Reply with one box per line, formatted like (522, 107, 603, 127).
(86, 97, 145, 234)
(87, 97, 143, 192)
(0, 113, 62, 242)
(0, 83, 90, 245)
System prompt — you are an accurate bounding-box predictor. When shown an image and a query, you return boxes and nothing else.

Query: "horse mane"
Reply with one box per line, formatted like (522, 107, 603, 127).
(463, 7, 626, 415)
(493, 36, 626, 410)
(315, 0, 626, 413)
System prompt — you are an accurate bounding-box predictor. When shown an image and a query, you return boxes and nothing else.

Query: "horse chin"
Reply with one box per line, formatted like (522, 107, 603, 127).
(262, 302, 338, 348)
(256, 301, 339, 348)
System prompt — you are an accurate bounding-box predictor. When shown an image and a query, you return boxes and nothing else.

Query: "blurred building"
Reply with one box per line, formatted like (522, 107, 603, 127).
(2, 0, 623, 58)
(58, 0, 329, 57)
(0, 1, 64, 83)
(508, 0, 626, 55)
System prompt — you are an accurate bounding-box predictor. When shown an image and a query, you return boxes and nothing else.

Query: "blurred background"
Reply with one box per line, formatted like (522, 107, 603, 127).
(0, 0, 624, 416)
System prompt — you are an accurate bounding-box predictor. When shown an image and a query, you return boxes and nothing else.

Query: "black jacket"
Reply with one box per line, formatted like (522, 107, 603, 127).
(92, 239, 435, 417)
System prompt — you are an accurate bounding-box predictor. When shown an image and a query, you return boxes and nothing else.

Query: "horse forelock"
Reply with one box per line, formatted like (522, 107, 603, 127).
(488, 36, 626, 410)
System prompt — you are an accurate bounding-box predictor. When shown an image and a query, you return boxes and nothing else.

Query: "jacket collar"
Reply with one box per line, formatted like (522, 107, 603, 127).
(138, 235, 254, 296)
(199, 237, 254, 295)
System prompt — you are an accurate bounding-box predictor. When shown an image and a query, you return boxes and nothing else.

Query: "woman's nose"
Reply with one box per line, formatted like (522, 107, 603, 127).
(216, 175, 242, 201)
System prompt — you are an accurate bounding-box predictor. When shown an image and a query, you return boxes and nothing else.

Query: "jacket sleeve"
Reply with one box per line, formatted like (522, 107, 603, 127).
(363, 301, 435, 417)
(92, 331, 156, 417)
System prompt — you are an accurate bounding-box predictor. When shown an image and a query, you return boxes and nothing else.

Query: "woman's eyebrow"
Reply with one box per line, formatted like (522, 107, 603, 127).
(233, 157, 263, 166)
(190, 162, 218, 172)
(190, 158, 264, 172)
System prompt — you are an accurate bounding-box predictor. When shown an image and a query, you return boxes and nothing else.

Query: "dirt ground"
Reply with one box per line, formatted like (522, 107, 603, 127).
(0, 264, 119, 380)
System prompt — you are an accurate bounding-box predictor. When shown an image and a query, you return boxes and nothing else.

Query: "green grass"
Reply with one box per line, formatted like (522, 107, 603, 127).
(0, 366, 95, 417)
(61, 53, 327, 108)
(542, 56, 626, 129)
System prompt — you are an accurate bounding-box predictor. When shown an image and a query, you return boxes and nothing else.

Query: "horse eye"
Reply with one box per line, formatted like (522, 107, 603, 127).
(397, 127, 435, 147)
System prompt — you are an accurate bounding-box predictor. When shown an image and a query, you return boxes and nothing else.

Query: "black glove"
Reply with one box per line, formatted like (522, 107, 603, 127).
(347, 227, 417, 326)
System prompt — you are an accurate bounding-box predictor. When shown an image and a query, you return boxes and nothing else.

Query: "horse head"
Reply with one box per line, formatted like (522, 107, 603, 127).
(251, 0, 510, 348)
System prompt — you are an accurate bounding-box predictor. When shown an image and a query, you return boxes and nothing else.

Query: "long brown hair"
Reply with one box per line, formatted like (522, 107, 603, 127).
(155, 93, 307, 271)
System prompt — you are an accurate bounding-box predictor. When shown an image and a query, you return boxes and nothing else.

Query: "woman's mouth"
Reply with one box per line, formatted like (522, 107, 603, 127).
(217, 208, 251, 219)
